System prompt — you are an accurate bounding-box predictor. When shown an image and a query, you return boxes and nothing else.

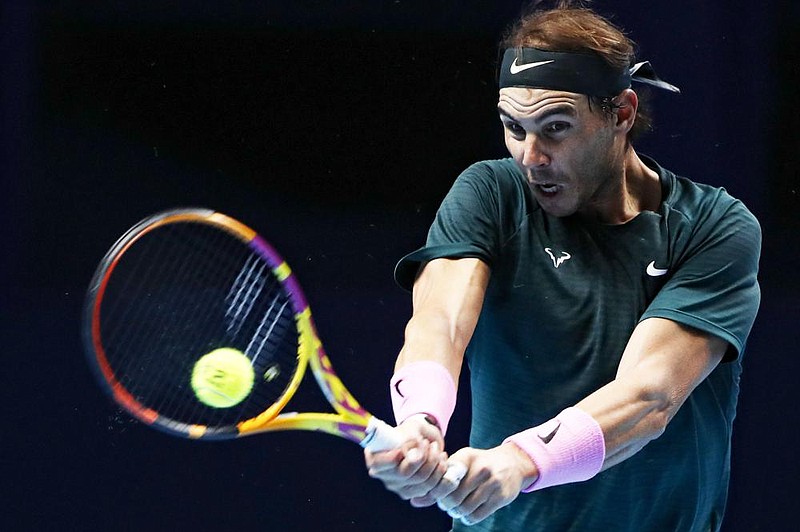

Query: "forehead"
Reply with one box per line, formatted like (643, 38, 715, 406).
(497, 87, 591, 120)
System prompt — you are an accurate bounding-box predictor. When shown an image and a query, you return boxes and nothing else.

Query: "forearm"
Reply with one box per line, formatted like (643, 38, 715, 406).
(365, 259, 489, 505)
(575, 318, 728, 471)
(507, 318, 727, 489)
(395, 257, 489, 381)
(396, 311, 466, 382)
(503, 379, 684, 491)
(574, 375, 673, 471)
(392, 308, 471, 435)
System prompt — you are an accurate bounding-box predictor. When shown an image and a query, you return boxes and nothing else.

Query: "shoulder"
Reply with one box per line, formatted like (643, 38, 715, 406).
(465, 158, 521, 176)
(447, 158, 533, 214)
(454, 158, 526, 192)
(642, 157, 762, 360)
(653, 157, 761, 240)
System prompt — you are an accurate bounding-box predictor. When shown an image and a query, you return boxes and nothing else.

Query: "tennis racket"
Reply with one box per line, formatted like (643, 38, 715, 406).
(82, 207, 404, 451)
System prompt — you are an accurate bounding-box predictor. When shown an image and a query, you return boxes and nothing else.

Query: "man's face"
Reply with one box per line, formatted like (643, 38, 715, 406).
(498, 87, 626, 219)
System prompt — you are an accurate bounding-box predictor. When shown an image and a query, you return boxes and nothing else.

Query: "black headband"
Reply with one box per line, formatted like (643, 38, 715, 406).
(498, 48, 680, 96)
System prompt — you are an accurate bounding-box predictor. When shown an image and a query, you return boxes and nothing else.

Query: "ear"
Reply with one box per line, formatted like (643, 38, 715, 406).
(613, 89, 639, 133)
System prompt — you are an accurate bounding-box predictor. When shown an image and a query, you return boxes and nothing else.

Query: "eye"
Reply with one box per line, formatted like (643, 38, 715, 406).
(544, 121, 571, 135)
(502, 120, 526, 139)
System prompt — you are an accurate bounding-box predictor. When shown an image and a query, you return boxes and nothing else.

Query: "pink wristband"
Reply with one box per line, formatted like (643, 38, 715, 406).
(390, 361, 457, 436)
(504, 407, 606, 493)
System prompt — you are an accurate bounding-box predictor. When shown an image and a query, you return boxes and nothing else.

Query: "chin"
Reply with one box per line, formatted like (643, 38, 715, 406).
(530, 189, 578, 218)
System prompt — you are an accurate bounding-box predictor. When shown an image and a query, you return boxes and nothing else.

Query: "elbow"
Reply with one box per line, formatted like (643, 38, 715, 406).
(622, 355, 694, 442)
(645, 409, 670, 442)
(633, 382, 683, 441)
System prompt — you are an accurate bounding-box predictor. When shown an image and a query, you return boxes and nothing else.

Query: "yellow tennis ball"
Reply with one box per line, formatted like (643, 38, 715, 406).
(191, 348, 255, 408)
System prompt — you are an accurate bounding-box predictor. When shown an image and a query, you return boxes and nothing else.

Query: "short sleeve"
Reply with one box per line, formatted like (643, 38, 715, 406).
(641, 200, 762, 360)
(394, 160, 523, 290)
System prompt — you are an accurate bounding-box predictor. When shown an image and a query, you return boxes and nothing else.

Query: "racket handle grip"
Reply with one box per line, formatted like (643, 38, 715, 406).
(361, 417, 467, 487)
(361, 417, 405, 452)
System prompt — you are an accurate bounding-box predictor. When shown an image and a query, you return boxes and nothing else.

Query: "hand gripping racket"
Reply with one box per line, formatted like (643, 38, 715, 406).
(82, 208, 405, 451)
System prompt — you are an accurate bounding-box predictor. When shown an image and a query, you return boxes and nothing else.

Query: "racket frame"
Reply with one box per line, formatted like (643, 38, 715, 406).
(83, 208, 393, 448)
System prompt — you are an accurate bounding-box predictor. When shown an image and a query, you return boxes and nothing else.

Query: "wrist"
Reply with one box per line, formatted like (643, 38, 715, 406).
(405, 413, 442, 430)
(390, 361, 457, 436)
(503, 407, 605, 493)
(503, 439, 540, 487)
(401, 413, 445, 442)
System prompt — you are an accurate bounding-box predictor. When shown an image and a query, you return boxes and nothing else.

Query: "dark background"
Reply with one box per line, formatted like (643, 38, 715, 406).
(3, 1, 797, 530)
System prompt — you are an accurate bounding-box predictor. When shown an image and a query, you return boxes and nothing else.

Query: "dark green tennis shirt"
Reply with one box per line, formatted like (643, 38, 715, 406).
(395, 157, 761, 532)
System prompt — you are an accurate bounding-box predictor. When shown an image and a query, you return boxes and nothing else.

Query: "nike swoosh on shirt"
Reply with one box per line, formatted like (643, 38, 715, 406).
(646, 261, 669, 277)
(509, 58, 555, 75)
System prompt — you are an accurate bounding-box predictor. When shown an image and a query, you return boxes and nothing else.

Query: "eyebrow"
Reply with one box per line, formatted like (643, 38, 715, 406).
(497, 104, 577, 124)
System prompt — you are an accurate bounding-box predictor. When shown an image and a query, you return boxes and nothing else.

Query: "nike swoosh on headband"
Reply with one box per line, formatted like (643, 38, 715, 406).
(509, 58, 555, 75)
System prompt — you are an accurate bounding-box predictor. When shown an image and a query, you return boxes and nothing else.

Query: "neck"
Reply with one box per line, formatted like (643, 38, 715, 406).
(623, 149, 662, 213)
(583, 148, 661, 225)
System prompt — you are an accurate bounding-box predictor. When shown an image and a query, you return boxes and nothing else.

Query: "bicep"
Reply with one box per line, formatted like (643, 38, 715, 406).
(616, 317, 728, 392)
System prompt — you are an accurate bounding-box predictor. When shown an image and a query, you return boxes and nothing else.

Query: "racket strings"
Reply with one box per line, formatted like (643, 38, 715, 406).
(225, 259, 297, 372)
(224, 254, 268, 338)
(155, 224, 246, 424)
(97, 221, 301, 432)
(104, 224, 234, 421)
(118, 223, 234, 425)
(103, 225, 190, 398)
(245, 294, 289, 364)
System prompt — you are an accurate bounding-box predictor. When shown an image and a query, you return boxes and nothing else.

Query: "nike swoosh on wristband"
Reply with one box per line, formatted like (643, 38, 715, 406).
(646, 261, 669, 277)
(509, 58, 555, 75)
(537, 420, 561, 444)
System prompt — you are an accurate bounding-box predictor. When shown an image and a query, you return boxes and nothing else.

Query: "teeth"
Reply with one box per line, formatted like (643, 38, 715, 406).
(539, 184, 558, 193)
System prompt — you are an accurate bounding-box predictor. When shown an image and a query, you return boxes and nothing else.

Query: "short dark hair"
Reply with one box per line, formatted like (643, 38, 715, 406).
(500, 1, 653, 142)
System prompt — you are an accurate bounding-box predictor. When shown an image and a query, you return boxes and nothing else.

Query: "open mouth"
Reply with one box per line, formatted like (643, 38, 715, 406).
(533, 183, 560, 196)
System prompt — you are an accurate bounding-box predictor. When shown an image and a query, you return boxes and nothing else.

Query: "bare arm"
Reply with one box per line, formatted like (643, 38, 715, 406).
(364, 257, 489, 501)
(396, 257, 490, 380)
(438, 317, 728, 525)
(576, 317, 727, 470)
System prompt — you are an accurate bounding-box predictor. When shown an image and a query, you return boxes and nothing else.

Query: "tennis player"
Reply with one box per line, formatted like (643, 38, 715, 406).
(365, 2, 761, 531)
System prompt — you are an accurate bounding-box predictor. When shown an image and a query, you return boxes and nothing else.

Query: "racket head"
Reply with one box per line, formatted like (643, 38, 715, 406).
(83, 208, 317, 440)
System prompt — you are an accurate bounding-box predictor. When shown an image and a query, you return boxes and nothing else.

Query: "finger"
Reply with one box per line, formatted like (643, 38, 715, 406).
(443, 460, 468, 484)
(408, 440, 445, 479)
(436, 457, 484, 513)
(398, 440, 429, 474)
(460, 497, 501, 526)
(436, 484, 468, 513)
(440, 481, 492, 525)
(366, 448, 406, 475)
(368, 432, 430, 473)
(424, 459, 466, 503)
(435, 458, 472, 509)
(391, 443, 450, 499)
(458, 478, 519, 526)
(379, 440, 435, 489)
(400, 442, 449, 505)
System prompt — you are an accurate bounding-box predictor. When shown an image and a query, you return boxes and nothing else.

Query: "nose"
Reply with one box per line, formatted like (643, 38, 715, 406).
(522, 135, 550, 168)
